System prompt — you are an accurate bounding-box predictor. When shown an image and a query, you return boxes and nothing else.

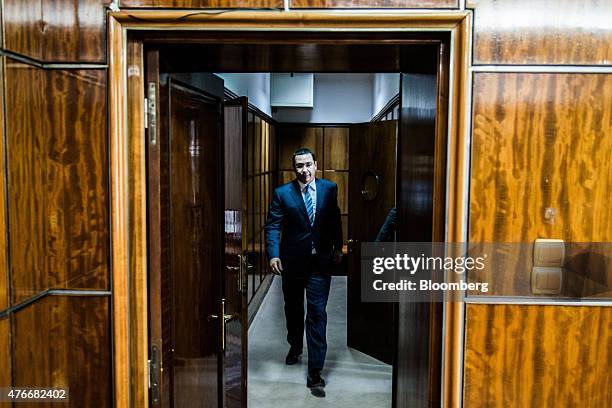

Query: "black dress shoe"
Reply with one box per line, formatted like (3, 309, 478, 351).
(285, 349, 302, 365)
(307, 369, 326, 388)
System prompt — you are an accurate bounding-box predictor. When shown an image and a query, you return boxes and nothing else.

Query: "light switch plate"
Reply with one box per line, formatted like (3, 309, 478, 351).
(533, 239, 565, 267)
(531, 266, 563, 295)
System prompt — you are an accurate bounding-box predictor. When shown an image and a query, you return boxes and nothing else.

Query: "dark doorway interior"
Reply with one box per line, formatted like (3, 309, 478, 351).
(141, 32, 449, 408)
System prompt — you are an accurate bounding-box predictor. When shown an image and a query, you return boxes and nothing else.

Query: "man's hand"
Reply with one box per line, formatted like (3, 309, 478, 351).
(332, 250, 343, 264)
(269, 258, 283, 275)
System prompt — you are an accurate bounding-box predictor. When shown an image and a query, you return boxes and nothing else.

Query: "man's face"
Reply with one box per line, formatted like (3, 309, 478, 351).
(294, 153, 317, 184)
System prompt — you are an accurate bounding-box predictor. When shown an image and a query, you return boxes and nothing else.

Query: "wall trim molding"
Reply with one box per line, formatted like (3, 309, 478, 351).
(465, 297, 612, 307)
(108, 10, 471, 408)
(0, 289, 111, 319)
(471, 65, 612, 73)
(0, 49, 108, 70)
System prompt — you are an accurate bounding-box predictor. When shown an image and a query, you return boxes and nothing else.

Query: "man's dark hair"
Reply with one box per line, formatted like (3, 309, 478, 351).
(292, 147, 316, 166)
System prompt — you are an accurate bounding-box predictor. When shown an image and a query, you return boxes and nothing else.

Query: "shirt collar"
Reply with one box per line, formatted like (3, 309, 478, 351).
(298, 178, 316, 193)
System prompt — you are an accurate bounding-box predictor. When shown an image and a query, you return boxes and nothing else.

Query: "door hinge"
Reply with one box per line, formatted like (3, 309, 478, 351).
(150, 345, 160, 404)
(147, 82, 157, 145)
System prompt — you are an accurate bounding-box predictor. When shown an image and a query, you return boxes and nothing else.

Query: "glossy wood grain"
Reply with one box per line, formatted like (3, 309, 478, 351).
(292, 0, 457, 8)
(469, 73, 612, 296)
(170, 86, 221, 407)
(278, 126, 323, 170)
(0, 318, 10, 387)
(121, 0, 283, 7)
(3, 0, 43, 60)
(469, 0, 612, 65)
(127, 39, 149, 408)
(108, 16, 130, 408)
(6, 61, 46, 303)
(0, 57, 8, 313)
(464, 304, 612, 408)
(12, 295, 111, 407)
(347, 120, 397, 365)
(45, 69, 109, 292)
(4, 0, 109, 62)
(323, 127, 349, 170)
(42, 0, 109, 62)
(6, 62, 109, 304)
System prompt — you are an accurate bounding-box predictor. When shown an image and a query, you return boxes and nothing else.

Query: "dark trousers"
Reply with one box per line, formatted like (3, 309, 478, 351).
(281, 257, 332, 371)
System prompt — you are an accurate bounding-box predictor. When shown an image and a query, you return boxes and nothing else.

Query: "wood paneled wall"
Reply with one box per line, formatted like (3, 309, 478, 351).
(0, 318, 10, 387)
(469, 73, 612, 297)
(122, 0, 283, 7)
(0, 0, 111, 400)
(470, 73, 612, 244)
(5, 62, 109, 303)
(464, 304, 612, 408)
(0, 0, 609, 407)
(0, 57, 7, 314)
(4, 0, 110, 62)
(12, 296, 112, 407)
(469, 0, 612, 65)
(464, 1, 612, 407)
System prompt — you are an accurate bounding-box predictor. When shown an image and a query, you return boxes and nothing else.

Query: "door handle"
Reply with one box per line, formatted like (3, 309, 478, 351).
(207, 298, 236, 352)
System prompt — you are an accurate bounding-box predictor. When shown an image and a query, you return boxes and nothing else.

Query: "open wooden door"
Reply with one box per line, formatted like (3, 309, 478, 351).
(394, 44, 448, 408)
(223, 97, 249, 408)
(347, 120, 398, 365)
(146, 47, 234, 408)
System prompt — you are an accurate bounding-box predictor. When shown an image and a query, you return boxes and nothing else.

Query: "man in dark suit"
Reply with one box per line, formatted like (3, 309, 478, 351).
(264, 147, 343, 394)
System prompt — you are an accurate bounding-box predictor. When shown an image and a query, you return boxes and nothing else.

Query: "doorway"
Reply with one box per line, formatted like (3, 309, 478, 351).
(144, 43, 445, 408)
(111, 11, 470, 405)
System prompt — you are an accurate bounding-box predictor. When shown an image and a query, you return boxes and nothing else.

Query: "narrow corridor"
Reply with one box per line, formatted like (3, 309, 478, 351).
(248, 276, 392, 407)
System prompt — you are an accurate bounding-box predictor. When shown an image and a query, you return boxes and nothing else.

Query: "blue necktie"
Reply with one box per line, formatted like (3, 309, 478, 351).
(303, 185, 314, 226)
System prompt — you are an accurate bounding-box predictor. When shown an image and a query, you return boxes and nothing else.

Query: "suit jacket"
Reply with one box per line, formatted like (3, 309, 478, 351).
(264, 178, 343, 275)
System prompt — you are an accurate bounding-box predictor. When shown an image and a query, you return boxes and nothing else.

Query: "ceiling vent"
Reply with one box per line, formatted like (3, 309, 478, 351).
(270, 73, 314, 108)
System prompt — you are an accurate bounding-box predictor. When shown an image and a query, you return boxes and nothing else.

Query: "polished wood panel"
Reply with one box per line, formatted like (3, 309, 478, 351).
(292, 0, 457, 8)
(469, 73, 612, 296)
(6, 63, 109, 303)
(324, 172, 348, 214)
(348, 120, 397, 365)
(4, 0, 43, 60)
(6, 61, 46, 303)
(0, 318, 10, 387)
(278, 126, 323, 170)
(121, 0, 283, 7)
(223, 98, 248, 407)
(0, 57, 8, 312)
(12, 296, 112, 407)
(469, 0, 612, 65)
(127, 39, 149, 408)
(168, 80, 221, 408)
(147, 71, 224, 407)
(396, 69, 444, 408)
(108, 15, 130, 408)
(464, 304, 612, 408)
(42, 0, 109, 62)
(45, 69, 109, 291)
(323, 127, 349, 170)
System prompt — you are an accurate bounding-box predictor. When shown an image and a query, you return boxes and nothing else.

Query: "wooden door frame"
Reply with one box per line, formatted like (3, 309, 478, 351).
(109, 9, 472, 408)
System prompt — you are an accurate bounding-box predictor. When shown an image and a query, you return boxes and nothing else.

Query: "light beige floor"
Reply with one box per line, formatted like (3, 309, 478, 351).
(248, 276, 392, 408)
